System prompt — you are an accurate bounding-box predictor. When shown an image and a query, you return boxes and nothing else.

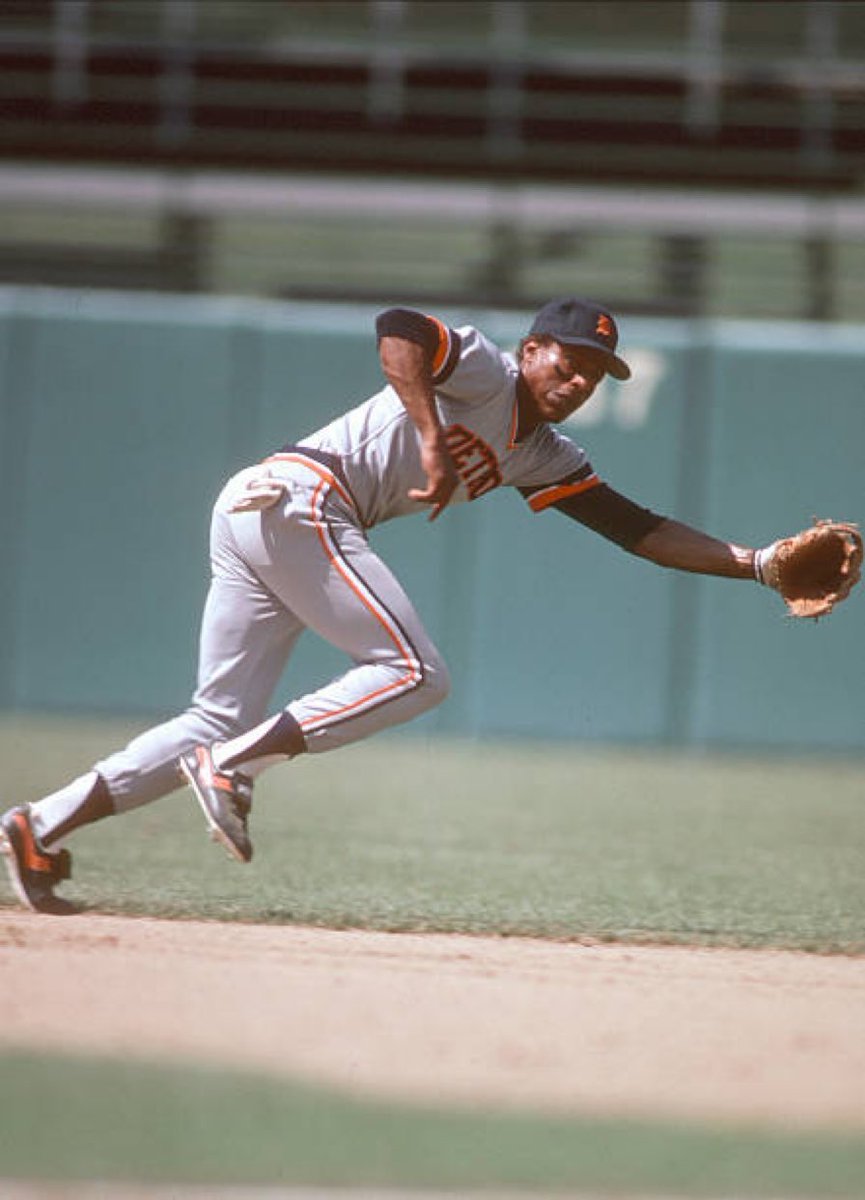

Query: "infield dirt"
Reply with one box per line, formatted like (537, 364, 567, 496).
(1, 911, 864, 1132)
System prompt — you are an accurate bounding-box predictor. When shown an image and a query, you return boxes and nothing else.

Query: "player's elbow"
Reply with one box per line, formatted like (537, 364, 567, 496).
(629, 516, 673, 562)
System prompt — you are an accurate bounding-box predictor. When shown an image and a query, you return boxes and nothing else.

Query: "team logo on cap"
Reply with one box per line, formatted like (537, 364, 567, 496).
(595, 313, 613, 339)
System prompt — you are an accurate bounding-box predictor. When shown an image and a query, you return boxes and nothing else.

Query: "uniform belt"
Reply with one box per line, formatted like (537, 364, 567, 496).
(273, 443, 360, 514)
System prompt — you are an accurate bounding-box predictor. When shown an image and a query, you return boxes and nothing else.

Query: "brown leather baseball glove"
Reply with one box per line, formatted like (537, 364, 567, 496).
(755, 519, 863, 619)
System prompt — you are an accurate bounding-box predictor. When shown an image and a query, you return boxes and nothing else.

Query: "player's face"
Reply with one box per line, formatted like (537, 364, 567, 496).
(519, 339, 607, 427)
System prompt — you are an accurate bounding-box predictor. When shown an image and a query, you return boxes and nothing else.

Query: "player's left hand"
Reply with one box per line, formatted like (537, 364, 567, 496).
(409, 439, 459, 521)
(754, 518, 863, 618)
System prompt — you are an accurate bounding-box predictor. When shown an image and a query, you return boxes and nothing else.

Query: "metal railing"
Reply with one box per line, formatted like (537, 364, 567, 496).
(3, 164, 865, 320)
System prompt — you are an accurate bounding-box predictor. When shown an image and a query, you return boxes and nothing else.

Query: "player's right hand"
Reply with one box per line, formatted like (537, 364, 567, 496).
(408, 439, 459, 521)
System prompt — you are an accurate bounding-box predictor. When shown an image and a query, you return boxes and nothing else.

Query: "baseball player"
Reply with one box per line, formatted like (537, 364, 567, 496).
(1, 297, 858, 913)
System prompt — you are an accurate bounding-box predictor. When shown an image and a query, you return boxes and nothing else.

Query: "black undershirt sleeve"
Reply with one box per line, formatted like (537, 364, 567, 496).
(552, 483, 666, 551)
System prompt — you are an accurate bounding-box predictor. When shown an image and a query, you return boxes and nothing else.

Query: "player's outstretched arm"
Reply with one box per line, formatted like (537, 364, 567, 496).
(635, 516, 863, 618)
(547, 461, 861, 618)
(631, 518, 756, 579)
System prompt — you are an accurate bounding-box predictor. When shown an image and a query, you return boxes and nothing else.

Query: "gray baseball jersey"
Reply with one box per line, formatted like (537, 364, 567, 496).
(296, 320, 599, 527)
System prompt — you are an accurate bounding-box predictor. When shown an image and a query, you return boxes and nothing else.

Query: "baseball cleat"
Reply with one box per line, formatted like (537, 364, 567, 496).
(0, 806, 78, 915)
(178, 746, 254, 863)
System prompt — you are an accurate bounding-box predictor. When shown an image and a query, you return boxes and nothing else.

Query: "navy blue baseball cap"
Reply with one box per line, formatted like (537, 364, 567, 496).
(529, 297, 631, 380)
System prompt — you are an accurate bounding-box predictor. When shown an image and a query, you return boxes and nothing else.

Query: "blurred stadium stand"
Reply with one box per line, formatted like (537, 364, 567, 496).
(2, 0, 865, 319)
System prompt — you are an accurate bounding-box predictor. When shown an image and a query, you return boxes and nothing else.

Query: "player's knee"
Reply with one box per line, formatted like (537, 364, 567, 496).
(419, 656, 451, 710)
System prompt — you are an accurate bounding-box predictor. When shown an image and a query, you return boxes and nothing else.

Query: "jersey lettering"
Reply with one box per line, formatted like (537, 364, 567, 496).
(444, 423, 502, 500)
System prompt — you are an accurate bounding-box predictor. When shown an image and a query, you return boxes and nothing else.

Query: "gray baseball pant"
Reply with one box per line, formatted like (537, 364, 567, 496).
(94, 458, 450, 813)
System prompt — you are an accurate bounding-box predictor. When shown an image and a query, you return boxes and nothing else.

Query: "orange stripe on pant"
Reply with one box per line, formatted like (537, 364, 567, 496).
(299, 476, 423, 734)
(264, 452, 356, 510)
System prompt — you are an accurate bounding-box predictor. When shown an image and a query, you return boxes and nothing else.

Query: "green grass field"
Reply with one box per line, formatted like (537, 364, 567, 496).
(2, 1051, 865, 1198)
(1, 714, 864, 1197)
(1, 715, 862, 951)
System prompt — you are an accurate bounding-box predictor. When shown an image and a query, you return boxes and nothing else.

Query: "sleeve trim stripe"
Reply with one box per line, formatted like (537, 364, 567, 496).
(426, 316, 451, 374)
(426, 315, 462, 384)
(528, 474, 601, 512)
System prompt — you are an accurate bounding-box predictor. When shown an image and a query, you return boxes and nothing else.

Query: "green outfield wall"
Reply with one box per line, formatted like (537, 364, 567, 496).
(0, 287, 862, 752)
